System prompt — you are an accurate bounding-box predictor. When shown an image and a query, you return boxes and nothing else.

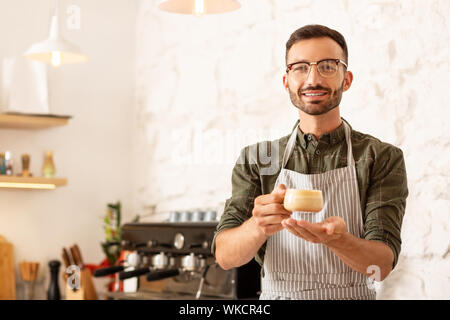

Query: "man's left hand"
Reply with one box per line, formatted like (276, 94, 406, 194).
(281, 216, 347, 245)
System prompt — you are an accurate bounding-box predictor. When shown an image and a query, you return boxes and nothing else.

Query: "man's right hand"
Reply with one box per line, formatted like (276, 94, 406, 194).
(251, 184, 292, 237)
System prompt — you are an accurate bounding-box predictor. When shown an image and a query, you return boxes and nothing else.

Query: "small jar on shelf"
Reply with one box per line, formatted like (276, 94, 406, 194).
(42, 151, 56, 178)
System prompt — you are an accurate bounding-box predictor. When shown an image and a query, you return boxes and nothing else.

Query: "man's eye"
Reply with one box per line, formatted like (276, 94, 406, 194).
(294, 65, 309, 73)
(320, 62, 336, 72)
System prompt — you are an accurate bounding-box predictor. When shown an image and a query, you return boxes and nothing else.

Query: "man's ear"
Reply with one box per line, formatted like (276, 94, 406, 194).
(343, 70, 353, 92)
(282, 74, 289, 91)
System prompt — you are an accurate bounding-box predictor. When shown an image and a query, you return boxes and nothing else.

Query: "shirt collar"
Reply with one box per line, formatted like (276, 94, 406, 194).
(292, 117, 350, 149)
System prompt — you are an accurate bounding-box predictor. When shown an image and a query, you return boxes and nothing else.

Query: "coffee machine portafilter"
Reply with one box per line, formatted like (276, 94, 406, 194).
(95, 221, 261, 300)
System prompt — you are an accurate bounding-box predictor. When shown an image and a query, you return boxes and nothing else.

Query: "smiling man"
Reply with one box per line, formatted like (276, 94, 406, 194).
(212, 25, 409, 300)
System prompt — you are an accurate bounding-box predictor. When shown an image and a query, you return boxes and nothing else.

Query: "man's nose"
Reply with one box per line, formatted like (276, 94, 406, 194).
(305, 64, 321, 85)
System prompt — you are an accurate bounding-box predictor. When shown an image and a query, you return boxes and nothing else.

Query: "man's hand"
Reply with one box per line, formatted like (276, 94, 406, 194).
(281, 216, 347, 245)
(252, 184, 292, 237)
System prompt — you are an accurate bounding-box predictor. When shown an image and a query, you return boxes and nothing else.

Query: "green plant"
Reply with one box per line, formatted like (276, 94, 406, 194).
(101, 202, 121, 265)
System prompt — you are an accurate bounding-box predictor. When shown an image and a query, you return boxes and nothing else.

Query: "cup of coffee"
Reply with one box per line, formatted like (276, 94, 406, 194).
(169, 211, 181, 223)
(179, 211, 192, 222)
(204, 210, 217, 221)
(283, 189, 323, 213)
(191, 210, 205, 222)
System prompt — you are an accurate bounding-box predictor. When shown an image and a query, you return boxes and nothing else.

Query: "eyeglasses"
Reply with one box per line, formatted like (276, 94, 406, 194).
(286, 59, 348, 79)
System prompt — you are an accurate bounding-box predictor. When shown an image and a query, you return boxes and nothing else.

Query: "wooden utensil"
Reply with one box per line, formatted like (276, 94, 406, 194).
(18, 261, 39, 299)
(0, 237, 15, 300)
(21, 154, 30, 177)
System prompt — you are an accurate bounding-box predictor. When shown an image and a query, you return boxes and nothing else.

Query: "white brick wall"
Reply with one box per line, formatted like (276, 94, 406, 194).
(133, 0, 450, 299)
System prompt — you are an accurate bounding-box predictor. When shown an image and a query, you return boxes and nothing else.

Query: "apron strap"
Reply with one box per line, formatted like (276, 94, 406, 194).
(281, 119, 355, 169)
(343, 121, 355, 167)
(281, 125, 298, 169)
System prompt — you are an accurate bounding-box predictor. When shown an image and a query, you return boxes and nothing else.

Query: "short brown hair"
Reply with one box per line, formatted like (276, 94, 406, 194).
(286, 24, 348, 65)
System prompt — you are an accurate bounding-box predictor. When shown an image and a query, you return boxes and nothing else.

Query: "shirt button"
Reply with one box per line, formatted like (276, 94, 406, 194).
(315, 150, 321, 155)
(307, 135, 312, 141)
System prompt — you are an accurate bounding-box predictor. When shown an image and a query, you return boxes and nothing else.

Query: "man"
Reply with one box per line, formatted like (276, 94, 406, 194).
(212, 25, 408, 300)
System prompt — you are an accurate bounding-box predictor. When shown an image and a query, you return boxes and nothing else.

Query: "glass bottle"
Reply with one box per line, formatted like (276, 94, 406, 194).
(42, 151, 56, 178)
(0, 153, 5, 175)
(5, 151, 13, 176)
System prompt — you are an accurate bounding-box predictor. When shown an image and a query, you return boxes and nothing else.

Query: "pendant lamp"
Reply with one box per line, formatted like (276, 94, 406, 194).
(24, 0, 88, 67)
(158, 0, 241, 16)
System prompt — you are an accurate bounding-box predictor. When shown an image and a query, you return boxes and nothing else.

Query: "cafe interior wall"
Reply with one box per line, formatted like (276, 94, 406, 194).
(132, 0, 450, 299)
(0, 0, 136, 299)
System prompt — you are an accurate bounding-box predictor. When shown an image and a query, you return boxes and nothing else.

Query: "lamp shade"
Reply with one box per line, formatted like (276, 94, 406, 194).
(158, 0, 241, 15)
(24, 15, 88, 66)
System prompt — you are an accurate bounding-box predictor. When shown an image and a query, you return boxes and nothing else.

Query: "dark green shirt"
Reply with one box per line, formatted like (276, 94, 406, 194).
(212, 118, 408, 271)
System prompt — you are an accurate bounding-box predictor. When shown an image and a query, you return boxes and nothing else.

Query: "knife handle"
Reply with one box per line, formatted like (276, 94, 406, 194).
(69, 246, 80, 267)
(61, 249, 70, 269)
(146, 269, 180, 282)
(118, 267, 150, 280)
(73, 244, 84, 266)
(63, 248, 74, 266)
(93, 265, 125, 277)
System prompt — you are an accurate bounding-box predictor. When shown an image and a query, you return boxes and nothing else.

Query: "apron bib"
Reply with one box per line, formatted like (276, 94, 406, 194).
(260, 121, 376, 300)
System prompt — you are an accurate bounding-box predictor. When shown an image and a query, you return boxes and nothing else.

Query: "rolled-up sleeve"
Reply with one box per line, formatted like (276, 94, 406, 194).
(211, 146, 262, 258)
(363, 146, 408, 268)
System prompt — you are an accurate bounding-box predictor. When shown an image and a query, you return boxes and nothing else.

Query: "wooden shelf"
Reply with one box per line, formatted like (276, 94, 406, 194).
(0, 112, 71, 129)
(0, 176, 67, 189)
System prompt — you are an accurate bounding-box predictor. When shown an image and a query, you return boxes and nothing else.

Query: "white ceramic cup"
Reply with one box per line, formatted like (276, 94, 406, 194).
(283, 189, 323, 213)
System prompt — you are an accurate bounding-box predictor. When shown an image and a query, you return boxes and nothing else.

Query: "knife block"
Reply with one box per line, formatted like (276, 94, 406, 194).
(65, 268, 97, 300)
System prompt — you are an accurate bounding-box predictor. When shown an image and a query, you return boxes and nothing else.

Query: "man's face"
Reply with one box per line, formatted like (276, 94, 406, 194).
(283, 37, 353, 116)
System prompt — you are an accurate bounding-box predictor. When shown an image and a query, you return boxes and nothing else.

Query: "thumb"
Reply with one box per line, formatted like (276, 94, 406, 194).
(325, 223, 335, 235)
(272, 184, 286, 195)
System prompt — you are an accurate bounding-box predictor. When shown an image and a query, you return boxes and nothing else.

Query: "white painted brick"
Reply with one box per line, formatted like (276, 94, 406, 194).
(132, 0, 450, 299)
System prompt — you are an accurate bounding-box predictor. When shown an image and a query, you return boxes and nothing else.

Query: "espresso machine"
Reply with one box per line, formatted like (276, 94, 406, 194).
(94, 219, 261, 300)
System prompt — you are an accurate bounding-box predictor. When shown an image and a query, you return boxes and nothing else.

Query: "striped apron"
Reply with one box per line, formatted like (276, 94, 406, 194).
(260, 121, 376, 300)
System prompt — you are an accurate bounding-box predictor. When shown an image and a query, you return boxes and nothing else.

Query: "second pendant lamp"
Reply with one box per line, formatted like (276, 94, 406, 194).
(24, 0, 88, 67)
(158, 0, 241, 16)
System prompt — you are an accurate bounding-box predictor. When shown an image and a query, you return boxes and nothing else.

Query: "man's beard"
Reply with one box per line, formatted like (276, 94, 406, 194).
(288, 81, 345, 115)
